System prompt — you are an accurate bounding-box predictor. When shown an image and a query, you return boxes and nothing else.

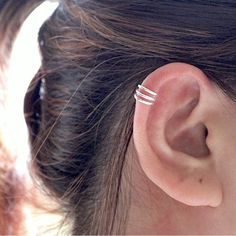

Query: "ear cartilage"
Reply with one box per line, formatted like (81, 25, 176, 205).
(134, 84, 158, 105)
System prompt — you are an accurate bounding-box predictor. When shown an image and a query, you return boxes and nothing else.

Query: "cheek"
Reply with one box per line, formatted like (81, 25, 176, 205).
(213, 131, 236, 232)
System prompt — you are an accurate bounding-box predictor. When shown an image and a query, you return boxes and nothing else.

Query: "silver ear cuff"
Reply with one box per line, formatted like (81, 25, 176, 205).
(134, 85, 158, 105)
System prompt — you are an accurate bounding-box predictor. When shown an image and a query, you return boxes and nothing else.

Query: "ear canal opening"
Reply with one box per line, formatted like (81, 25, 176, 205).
(166, 123, 210, 158)
(205, 127, 208, 138)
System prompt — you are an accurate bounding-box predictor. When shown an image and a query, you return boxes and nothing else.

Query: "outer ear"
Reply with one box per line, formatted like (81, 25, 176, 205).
(133, 62, 223, 207)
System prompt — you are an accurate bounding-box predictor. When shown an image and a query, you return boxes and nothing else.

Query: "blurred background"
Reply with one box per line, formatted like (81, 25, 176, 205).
(2, 1, 66, 235)
(4, 0, 58, 177)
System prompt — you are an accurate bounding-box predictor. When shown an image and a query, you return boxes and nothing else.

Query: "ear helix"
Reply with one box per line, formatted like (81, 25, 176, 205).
(134, 84, 158, 105)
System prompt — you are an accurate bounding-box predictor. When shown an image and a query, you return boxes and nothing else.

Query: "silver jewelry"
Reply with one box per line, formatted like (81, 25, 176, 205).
(134, 85, 157, 105)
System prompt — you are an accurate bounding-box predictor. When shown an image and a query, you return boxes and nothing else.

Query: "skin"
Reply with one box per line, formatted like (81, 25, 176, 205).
(124, 62, 236, 234)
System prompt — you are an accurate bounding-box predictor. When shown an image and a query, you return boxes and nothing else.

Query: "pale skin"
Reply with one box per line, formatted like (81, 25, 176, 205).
(124, 62, 236, 234)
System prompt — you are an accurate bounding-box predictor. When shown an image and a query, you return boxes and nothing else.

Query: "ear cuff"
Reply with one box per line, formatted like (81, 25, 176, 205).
(134, 85, 158, 105)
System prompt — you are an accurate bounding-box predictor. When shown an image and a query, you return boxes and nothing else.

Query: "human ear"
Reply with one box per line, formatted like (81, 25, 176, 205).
(133, 62, 223, 207)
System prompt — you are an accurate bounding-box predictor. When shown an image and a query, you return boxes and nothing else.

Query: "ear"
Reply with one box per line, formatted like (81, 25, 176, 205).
(133, 62, 223, 207)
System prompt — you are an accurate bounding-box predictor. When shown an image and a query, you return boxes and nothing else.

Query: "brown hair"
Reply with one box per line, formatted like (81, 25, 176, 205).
(1, 0, 236, 234)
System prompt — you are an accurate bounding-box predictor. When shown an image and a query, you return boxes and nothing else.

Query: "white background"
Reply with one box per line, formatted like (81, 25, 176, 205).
(5, 1, 58, 175)
(4, 2, 62, 235)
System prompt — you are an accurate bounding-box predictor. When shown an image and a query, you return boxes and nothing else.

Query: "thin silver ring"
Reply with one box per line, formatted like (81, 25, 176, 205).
(135, 89, 156, 101)
(138, 85, 157, 96)
(134, 84, 157, 105)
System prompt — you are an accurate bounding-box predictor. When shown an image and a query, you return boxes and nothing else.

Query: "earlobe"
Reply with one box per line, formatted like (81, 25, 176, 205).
(133, 62, 223, 207)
